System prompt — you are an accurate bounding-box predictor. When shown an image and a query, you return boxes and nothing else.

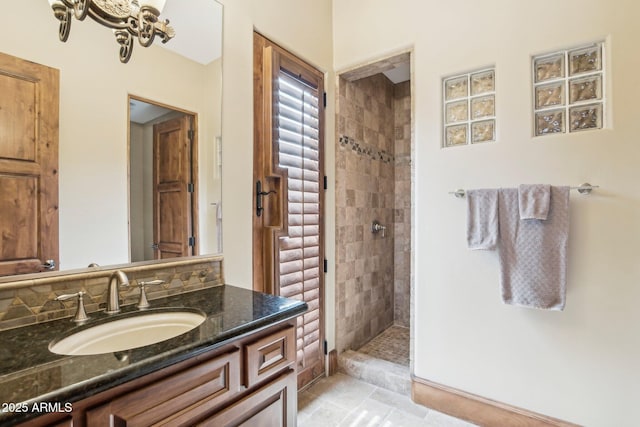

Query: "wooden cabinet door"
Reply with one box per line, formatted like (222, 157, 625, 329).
(0, 52, 59, 276)
(198, 369, 297, 427)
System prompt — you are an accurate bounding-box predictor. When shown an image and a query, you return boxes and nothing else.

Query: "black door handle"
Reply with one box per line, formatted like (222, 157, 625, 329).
(256, 180, 277, 217)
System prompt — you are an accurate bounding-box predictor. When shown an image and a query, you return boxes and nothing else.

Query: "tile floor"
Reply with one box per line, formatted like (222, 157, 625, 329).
(298, 373, 477, 427)
(339, 325, 412, 395)
(358, 325, 410, 366)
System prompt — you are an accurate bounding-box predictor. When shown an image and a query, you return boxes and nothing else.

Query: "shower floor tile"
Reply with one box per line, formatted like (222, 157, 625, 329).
(357, 325, 409, 366)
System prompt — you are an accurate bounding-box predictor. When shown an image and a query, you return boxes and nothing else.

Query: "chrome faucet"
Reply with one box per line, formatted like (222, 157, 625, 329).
(106, 270, 129, 314)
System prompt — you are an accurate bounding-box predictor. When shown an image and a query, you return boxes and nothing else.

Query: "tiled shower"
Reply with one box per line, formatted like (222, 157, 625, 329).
(335, 62, 412, 361)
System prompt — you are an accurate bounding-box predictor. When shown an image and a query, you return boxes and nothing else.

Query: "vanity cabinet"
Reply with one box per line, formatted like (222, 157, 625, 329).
(18, 322, 297, 427)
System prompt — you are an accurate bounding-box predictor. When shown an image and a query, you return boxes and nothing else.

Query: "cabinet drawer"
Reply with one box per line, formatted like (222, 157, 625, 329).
(17, 415, 73, 427)
(198, 369, 297, 427)
(244, 326, 295, 388)
(86, 349, 241, 426)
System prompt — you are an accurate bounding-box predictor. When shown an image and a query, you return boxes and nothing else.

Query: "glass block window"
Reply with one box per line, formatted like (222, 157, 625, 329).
(532, 42, 605, 136)
(443, 68, 496, 147)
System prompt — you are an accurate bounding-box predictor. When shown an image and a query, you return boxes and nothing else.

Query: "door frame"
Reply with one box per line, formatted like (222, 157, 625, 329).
(127, 95, 199, 261)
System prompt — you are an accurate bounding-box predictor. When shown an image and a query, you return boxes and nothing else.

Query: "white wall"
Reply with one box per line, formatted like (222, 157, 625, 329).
(218, 0, 336, 348)
(201, 59, 224, 255)
(0, 1, 221, 270)
(333, 1, 640, 426)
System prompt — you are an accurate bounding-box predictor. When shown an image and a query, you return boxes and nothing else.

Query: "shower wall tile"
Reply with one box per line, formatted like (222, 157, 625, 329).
(336, 74, 397, 353)
(394, 81, 412, 328)
(335, 75, 412, 353)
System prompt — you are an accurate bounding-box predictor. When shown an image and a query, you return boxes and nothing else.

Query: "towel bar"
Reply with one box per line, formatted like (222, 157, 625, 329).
(448, 183, 599, 198)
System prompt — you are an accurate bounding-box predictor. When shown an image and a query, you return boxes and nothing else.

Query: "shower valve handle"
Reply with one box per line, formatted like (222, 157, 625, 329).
(372, 220, 386, 237)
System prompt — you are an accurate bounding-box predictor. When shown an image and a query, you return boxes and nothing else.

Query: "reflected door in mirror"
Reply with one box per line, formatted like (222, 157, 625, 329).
(0, 52, 59, 276)
(153, 115, 197, 259)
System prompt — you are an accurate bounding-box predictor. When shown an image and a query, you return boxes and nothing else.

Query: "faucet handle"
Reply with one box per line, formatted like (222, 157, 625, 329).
(56, 291, 90, 323)
(135, 280, 165, 309)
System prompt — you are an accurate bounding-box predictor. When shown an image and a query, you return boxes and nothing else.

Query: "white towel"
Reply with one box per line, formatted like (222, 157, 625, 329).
(466, 189, 499, 250)
(518, 184, 550, 220)
(498, 186, 570, 310)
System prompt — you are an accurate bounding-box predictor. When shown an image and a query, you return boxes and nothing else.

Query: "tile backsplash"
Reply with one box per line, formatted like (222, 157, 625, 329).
(0, 256, 224, 331)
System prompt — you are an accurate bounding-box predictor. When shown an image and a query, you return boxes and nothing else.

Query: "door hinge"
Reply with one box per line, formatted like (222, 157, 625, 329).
(323, 259, 328, 273)
(323, 92, 327, 108)
(323, 340, 328, 355)
(188, 129, 195, 141)
(188, 236, 196, 247)
(187, 183, 194, 193)
(323, 175, 328, 190)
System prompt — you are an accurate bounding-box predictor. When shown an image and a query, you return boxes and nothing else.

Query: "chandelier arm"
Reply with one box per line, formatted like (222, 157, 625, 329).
(155, 20, 175, 43)
(115, 30, 134, 64)
(59, 9, 72, 42)
(137, 7, 158, 47)
(52, 4, 73, 42)
(73, 0, 90, 21)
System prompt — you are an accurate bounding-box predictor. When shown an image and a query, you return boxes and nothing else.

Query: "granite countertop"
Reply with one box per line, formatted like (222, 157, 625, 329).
(0, 284, 307, 425)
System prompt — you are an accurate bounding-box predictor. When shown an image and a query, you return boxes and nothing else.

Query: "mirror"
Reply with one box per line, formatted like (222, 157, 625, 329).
(0, 0, 223, 276)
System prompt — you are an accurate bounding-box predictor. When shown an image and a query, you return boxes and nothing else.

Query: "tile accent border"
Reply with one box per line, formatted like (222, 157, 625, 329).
(339, 135, 394, 163)
(411, 376, 582, 427)
(0, 255, 224, 331)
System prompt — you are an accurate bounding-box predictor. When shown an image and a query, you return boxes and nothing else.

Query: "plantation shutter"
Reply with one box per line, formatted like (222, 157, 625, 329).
(275, 69, 324, 385)
(253, 33, 325, 389)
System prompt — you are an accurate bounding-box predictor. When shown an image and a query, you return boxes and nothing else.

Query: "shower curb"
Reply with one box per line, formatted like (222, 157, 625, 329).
(338, 350, 411, 395)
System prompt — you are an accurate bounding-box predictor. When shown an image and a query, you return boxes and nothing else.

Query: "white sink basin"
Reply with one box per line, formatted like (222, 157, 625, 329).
(49, 310, 206, 356)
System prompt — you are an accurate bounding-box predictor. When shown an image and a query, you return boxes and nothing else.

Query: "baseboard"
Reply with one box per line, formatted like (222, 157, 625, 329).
(327, 349, 338, 376)
(411, 376, 581, 427)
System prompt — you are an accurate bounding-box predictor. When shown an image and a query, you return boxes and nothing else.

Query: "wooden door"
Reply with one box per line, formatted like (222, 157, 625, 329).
(253, 33, 326, 389)
(152, 115, 196, 259)
(0, 52, 59, 276)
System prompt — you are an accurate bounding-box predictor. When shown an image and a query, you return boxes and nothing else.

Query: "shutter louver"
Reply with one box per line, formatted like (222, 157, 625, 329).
(276, 72, 322, 368)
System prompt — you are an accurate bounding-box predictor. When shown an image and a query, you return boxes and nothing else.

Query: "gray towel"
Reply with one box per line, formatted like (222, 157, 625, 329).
(518, 184, 550, 220)
(466, 189, 499, 250)
(498, 186, 570, 310)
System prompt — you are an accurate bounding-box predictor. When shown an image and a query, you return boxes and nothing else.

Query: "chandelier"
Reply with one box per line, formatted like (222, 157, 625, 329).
(48, 0, 175, 63)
